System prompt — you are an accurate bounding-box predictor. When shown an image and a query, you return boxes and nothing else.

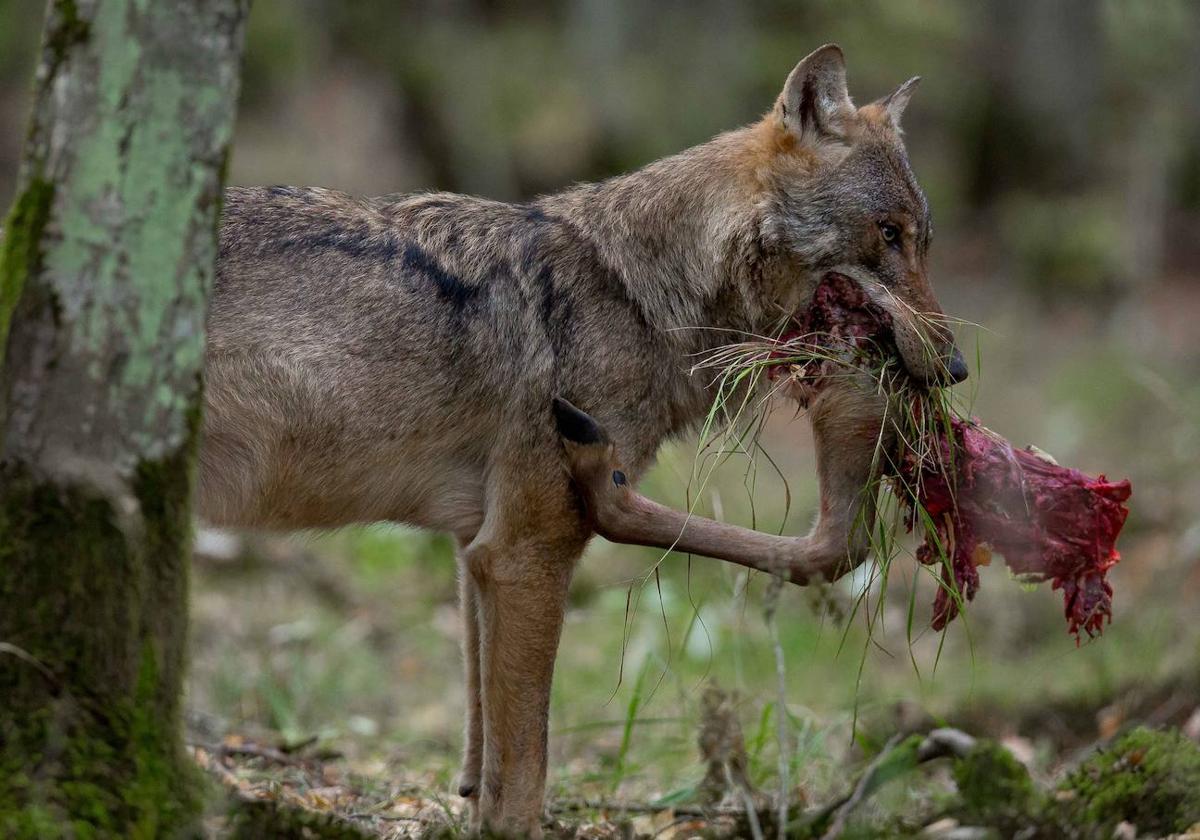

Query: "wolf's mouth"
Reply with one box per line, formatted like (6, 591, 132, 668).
(771, 272, 902, 402)
(780, 270, 968, 388)
(762, 272, 902, 408)
(789, 271, 896, 347)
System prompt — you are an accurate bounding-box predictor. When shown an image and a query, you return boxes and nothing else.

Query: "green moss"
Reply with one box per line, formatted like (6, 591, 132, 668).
(0, 685, 200, 839)
(44, 0, 91, 73)
(835, 820, 930, 840)
(952, 740, 1037, 824)
(124, 647, 202, 839)
(0, 446, 202, 838)
(226, 798, 375, 840)
(0, 176, 54, 367)
(1, 702, 121, 838)
(1057, 727, 1200, 835)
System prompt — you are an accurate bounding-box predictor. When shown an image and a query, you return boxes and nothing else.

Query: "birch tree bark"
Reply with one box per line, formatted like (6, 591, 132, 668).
(0, 0, 246, 835)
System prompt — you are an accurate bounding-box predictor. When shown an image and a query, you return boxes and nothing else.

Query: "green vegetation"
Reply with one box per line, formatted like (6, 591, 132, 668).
(0, 464, 201, 839)
(950, 740, 1037, 830)
(0, 176, 52, 364)
(1058, 728, 1200, 835)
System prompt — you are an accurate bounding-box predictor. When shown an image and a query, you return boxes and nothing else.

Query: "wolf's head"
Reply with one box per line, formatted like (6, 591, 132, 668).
(751, 45, 965, 385)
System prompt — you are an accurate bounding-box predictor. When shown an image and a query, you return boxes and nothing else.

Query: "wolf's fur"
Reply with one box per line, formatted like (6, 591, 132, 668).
(198, 45, 958, 836)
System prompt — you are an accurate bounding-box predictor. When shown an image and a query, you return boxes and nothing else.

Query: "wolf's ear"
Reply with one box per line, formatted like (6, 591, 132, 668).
(778, 44, 854, 142)
(879, 76, 920, 126)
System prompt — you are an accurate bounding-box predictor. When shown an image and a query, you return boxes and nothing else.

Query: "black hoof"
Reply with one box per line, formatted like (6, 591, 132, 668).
(552, 396, 605, 445)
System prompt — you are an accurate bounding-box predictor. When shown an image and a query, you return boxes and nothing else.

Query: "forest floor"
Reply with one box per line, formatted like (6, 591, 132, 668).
(189, 700, 1200, 835)
(186, 507, 1200, 839)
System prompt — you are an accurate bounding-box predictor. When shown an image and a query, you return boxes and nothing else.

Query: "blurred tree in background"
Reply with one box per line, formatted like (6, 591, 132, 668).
(2, 0, 1197, 301)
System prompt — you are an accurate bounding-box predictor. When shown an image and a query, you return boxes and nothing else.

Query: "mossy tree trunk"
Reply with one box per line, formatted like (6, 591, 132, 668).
(0, 1, 247, 837)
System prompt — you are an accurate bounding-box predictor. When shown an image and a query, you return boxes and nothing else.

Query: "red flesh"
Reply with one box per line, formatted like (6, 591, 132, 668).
(774, 273, 896, 396)
(903, 418, 1131, 638)
(786, 274, 1133, 638)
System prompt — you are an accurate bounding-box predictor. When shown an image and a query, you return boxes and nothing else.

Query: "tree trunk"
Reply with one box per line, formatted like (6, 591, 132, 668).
(0, 1, 246, 836)
(966, 0, 1101, 205)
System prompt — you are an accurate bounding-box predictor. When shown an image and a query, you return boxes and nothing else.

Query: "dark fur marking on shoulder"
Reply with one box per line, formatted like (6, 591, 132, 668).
(514, 218, 568, 344)
(524, 204, 551, 224)
(520, 228, 545, 275)
(553, 397, 606, 445)
(401, 244, 481, 309)
(265, 185, 318, 204)
(536, 264, 556, 328)
(522, 242, 574, 361)
(551, 214, 655, 337)
(283, 227, 402, 262)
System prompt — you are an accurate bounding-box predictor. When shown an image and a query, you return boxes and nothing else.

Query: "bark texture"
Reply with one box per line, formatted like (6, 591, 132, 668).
(0, 1, 246, 836)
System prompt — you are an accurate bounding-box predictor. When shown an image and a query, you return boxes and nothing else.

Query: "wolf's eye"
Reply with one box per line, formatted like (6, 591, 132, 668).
(880, 222, 902, 248)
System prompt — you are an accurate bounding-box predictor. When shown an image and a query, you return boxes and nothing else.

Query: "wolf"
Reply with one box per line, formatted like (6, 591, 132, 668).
(199, 44, 965, 836)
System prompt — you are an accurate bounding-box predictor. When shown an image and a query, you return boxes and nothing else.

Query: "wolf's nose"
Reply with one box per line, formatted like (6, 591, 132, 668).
(945, 346, 968, 384)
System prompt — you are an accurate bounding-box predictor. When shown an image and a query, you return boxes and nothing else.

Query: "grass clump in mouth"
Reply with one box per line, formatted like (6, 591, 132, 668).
(696, 272, 1132, 641)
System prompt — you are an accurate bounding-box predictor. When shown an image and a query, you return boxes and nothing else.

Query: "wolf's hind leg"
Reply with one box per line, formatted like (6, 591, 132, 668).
(456, 560, 484, 824)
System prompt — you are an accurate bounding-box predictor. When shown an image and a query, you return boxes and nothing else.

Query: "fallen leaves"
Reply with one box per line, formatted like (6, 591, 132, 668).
(192, 736, 453, 838)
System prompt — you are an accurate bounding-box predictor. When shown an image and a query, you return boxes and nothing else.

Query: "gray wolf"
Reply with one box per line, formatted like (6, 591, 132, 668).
(199, 44, 964, 836)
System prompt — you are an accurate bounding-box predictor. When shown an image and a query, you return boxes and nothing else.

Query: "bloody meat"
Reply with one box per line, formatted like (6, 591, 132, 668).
(785, 274, 1132, 638)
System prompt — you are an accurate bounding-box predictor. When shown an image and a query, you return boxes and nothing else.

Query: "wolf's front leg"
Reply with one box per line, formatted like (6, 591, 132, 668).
(462, 479, 588, 837)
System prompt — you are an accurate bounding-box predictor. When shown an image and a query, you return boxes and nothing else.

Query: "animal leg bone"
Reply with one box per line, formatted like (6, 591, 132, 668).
(554, 374, 896, 585)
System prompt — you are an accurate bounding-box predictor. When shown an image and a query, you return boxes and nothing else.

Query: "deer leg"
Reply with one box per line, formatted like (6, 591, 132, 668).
(553, 374, 894, 584)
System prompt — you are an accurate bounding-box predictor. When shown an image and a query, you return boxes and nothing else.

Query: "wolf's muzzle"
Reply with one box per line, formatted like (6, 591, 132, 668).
(915, 344, 968, 387)
(944, 346, 968, 384)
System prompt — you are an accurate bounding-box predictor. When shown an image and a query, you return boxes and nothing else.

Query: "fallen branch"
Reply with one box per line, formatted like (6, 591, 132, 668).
(551, 797, 758, 818)
(818, 728, 979, 840)
(0, 641, 61, 690)
(918, 727, 978, 762)
(190, 739, 305, 767)
(193, 744, 382, 839)
(820, 733, 907, 840)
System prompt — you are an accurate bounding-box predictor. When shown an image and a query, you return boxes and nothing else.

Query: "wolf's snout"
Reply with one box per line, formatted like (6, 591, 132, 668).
(944, 346, 968, 384)
(852, 276, 964, 388)
(888, 311, 967, 388)
(912, 344, 967, 387)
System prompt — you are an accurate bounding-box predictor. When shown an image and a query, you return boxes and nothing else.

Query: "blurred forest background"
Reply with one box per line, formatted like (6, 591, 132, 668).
(3, 0, 1200, 834)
